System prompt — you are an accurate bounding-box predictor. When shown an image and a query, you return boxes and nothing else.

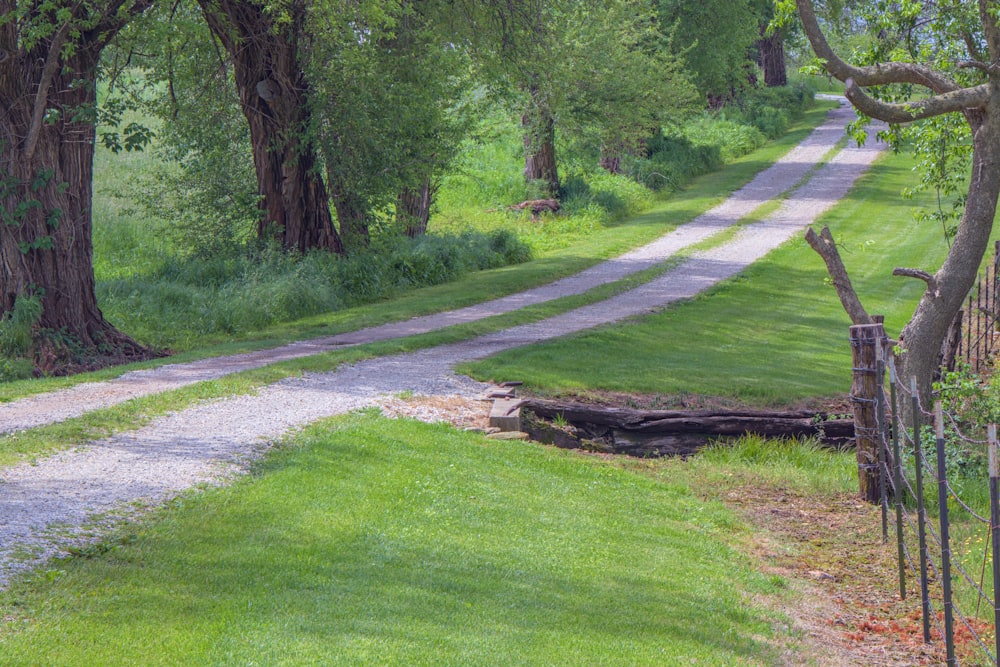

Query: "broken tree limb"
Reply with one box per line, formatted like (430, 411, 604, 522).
(892, 267, 940, 298)
(805, 226, 873, 325)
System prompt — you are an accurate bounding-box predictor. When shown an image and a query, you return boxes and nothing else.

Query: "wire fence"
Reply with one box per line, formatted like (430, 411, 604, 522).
(954, 240, 1000, 374)
(871, 350, 1000, 666)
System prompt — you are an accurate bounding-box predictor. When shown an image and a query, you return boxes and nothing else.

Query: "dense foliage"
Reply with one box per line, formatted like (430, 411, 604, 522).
(0, 0, 815, 374)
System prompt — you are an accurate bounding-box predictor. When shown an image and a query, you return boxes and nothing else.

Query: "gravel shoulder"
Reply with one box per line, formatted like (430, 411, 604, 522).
(0, 98, 886, 589)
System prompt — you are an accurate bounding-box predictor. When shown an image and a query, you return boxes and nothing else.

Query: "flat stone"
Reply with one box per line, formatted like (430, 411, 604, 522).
(489, 398, 523, 432)
(486, 431, 530, 440)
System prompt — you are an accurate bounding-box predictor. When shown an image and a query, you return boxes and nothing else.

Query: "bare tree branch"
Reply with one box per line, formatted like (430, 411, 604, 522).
(23, 20, 72, 163)
(804, 226, 873, 326)
(795, 0, 961, 94)
(893, 267, 940, 298)
(844, 78, 989, 123)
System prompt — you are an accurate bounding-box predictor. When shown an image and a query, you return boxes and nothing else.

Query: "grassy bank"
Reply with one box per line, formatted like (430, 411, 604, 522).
(0, 413, 854, 665)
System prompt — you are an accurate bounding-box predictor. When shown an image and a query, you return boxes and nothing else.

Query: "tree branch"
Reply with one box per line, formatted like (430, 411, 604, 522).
(844, 78, 989, 123)
(804, 226, 873, 326)
(893, 267, 940, 298)
(23, 20, 72, 163)
(795, 0, 961, 94)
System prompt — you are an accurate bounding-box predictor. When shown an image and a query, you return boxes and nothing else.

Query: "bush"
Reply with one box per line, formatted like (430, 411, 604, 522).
(0, 294, 42, 358)
(98, 230, 531, 348)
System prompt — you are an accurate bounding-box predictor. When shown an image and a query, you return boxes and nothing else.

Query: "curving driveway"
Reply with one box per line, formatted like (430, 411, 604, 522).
(0, 97, 886, 586)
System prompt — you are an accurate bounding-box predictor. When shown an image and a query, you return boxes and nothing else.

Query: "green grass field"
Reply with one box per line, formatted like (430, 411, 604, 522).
(459, 151, 961, 405)
(0, 414, 853, 666)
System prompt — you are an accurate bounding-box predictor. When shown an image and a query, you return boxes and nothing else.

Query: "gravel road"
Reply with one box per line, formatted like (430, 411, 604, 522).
(0, 98, 886, 587)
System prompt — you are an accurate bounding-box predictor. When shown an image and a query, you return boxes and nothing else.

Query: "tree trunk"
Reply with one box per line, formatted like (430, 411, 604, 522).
(897, 108, 1000, 408)
(332, 189, 370, 251)
(397, 180, 435, 238)
(522, 88, 560, 198)
(198, 0, 343, 254)
(758, 28, 787, 87)
(0, 4, 151, 366)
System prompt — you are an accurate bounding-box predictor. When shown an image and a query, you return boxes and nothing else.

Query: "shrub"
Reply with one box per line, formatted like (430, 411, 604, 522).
(0, 294, 42, 358)
(97, 230, 531, 348)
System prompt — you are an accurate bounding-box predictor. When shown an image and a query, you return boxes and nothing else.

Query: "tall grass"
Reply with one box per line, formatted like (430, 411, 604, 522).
(98, 231, 530, 349)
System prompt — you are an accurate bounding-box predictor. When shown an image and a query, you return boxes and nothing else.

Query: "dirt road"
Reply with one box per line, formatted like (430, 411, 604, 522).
(0, 98, 886, 593)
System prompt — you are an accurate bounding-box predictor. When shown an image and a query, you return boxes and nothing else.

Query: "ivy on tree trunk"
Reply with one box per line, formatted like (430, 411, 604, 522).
(0, 1, 152, 366)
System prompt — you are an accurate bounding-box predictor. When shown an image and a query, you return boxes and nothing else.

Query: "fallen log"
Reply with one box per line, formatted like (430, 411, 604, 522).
(520, 398, 854, 457)
(508, 198, 561, 216)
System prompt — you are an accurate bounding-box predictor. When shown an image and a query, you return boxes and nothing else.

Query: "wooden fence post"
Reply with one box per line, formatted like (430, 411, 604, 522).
(850, 320, 887, 504)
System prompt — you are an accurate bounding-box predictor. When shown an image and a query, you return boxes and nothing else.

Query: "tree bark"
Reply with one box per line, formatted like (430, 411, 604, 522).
(758, 28, 787, 87)
(522, 87, 560, 198)
(397, 180, 435, 238)
(197, 0, 343, 254)
(0, 2, 152, 365)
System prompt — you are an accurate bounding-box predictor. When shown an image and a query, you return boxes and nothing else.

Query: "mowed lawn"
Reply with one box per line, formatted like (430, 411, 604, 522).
(461, 150, 960, 404)
(0, 414, 791, 666)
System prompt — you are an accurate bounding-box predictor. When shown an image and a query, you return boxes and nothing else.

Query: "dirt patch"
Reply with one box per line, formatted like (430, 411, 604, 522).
(710, 478, 977, 666)
(377, 394, 493, 432)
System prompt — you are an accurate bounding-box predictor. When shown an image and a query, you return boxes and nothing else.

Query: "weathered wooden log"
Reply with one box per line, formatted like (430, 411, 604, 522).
(520, 398, 855, 458)
(508, 198, 561, 215)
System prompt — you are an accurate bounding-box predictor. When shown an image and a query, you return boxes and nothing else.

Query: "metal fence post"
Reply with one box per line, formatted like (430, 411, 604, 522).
(989, 424, 1000, 666)
(889, 358, 905, 600)
(876, 348, 888, 543)
(912, 377, 931, 643)
(935, 401, 956, 666)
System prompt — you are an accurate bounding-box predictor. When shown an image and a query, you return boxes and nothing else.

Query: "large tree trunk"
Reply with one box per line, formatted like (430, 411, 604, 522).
(522, 88, 560, 198)
(198, 0, 343, 254)
(397, 180, 435, 238)
(0, 3, 151, 367)
(897, 108, 1000, 405)
(758, 28, 787, 87)
(331, 189, 371, 251)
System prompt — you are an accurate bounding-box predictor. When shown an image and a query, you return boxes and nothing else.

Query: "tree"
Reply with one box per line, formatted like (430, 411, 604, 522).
(0, 1, 153, 366)
(196, 0, 343, 253)
(656, 0, 759, 100)
(109, 0, 261, 257)
(791, 0, 1000, 400)
(305, 0, 473, 244)
(477, 0, 697, 198)
(753, 0, 787, 87)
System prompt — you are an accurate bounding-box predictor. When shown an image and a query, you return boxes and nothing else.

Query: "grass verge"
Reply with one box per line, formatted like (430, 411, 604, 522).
(0, 413, 795, 666)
